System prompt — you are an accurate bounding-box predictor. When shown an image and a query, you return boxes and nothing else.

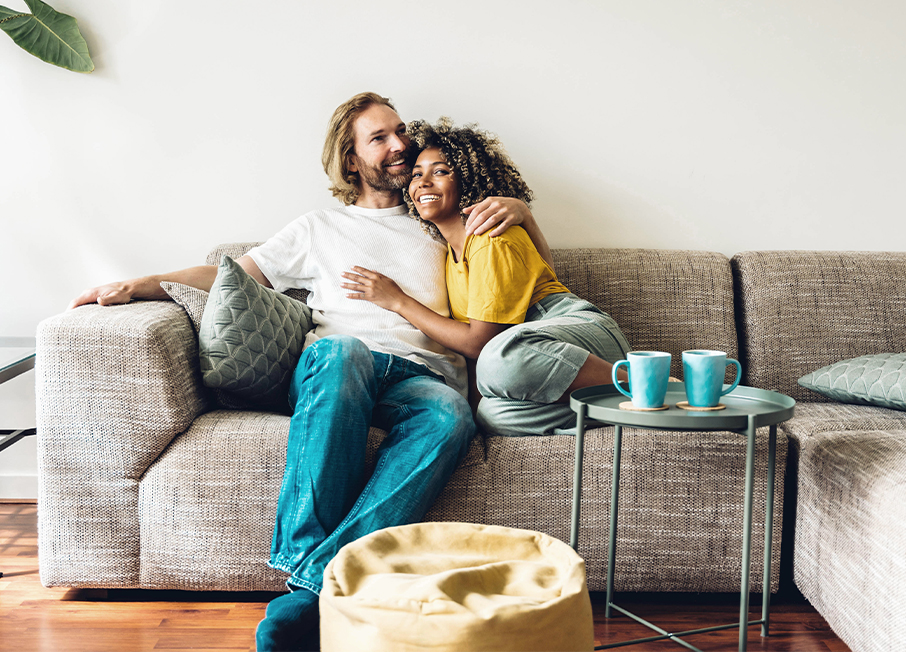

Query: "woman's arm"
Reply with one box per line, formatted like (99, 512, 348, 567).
(341, 267, 508, 359)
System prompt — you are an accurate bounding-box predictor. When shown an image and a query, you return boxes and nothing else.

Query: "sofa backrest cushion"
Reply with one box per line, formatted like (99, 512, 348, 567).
(553, 248, 738, 380)
(732, 251, 906, 402)
(209, 244, 738, 382)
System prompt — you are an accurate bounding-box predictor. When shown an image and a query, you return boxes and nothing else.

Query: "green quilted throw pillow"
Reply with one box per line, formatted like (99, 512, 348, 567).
(798, 353, 906, 411)
(199, 255, 313, 408)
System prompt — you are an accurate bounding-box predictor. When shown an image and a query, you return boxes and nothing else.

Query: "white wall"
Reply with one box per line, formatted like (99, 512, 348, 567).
(2, 0, 904, 496)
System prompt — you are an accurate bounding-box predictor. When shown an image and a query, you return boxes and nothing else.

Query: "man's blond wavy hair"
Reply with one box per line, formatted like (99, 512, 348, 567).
(322, 92, 397, 206)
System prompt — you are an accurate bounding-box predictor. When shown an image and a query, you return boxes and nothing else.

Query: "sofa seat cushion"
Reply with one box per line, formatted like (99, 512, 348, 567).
(138, 410, 293, 590)
(137, 410, 485, 591)
(795, 428, 906, 652)
(780, 402, 906, 451)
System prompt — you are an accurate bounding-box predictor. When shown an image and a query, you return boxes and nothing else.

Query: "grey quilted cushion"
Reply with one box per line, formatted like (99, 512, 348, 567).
(199, 255, 313, 407)
(798, 353, 906, 411)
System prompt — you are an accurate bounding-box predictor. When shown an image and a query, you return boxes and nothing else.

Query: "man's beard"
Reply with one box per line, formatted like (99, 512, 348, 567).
(353, 154, 411, 192)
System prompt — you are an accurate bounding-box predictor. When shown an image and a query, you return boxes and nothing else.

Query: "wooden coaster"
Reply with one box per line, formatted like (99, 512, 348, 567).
(676, 401, 726, 411)
(619, 401, 669, 412)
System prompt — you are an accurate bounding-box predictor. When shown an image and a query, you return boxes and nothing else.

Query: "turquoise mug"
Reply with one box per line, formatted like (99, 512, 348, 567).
(612, 351, 672, 409)
(682, 350, 742, 407)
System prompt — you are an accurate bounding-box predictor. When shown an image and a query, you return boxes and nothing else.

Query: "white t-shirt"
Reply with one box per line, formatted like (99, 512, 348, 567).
(247, 204, 467, 396)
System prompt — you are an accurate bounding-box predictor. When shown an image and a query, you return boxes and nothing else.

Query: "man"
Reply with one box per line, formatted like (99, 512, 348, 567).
(70, 92, 550, 651)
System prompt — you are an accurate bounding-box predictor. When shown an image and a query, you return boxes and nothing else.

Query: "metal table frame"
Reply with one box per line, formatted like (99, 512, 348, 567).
(569, 383, 795, 652)
(0, 345, 37, 454)
(0, 343, 37, 579)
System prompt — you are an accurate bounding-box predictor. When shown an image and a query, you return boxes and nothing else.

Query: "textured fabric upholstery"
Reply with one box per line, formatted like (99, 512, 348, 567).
(37, 301, 208, 587)
(794, 429, 906, 652)
(782, 402, 906, 450)
(430, 427, 784, 593)
(732, 250, 906, 402)
(553, 248, 739, 380)
(36, 246, 785, 596)
(738, 251, 906, 652)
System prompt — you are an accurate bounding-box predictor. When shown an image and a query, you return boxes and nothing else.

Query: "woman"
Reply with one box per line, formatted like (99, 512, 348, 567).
(342, 118, 631, 435)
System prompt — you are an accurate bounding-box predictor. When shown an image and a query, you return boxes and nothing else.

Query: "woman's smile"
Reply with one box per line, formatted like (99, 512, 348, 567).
(409, 147, 461, 224)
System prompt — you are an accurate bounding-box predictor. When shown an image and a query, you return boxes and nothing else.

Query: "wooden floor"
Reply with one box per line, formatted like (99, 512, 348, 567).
(1, 503, 849, 651)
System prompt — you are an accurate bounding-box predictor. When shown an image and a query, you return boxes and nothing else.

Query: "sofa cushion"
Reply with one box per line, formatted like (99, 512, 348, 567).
(199, 255, 313, 410)
(798, 353, 906, 411)
(160, 282, 208, 333)
(553, 248, 738, 380)
(206, 242, 309, 304)
(732, 251, 906, 401)
(782, 402, 906, 440)
(794, 428, 906, 652)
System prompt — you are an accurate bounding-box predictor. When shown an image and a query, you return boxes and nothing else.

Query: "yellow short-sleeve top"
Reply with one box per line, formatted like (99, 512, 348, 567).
(446, 226, 569, 324)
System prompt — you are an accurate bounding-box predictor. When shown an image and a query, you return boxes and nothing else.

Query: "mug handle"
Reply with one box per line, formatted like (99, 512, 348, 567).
(720, 358, 742, 396)
(612, 360, 631, 399)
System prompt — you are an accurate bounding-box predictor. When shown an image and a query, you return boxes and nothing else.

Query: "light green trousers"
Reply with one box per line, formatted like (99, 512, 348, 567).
(475, 293, 631, 436)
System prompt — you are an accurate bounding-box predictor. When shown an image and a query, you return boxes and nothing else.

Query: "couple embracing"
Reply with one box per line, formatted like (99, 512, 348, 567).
(70, 91, 631, 650)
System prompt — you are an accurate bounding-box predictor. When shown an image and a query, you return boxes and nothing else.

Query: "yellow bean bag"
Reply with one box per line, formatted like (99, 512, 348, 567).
(320, 522, 594, 651)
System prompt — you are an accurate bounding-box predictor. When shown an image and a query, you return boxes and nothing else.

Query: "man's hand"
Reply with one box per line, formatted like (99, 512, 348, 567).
(464, 197, 554, 270)
(463, 197, 531, 238)
(67, 263, 230, 310)
(68, 282, 137, 309)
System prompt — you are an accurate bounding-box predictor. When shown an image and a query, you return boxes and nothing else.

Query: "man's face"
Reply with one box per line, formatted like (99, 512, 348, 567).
(348, 104, 411, 193)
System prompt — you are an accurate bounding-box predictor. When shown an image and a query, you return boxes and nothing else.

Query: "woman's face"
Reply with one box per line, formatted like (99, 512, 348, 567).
(409, 147, 461, 224)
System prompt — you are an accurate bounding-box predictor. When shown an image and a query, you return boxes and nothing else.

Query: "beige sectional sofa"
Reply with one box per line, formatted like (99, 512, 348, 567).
(36, 247, 906, 652)
(733, 251, 906, 652)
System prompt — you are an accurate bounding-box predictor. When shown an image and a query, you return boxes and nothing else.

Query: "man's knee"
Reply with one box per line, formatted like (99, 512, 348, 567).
(419, 390, 475, 458)
(290, 335, 374, 405)
(299, 335, 372, 373)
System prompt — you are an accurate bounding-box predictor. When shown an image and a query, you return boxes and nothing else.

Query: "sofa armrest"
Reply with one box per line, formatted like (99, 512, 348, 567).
(36, 300, 209, 587)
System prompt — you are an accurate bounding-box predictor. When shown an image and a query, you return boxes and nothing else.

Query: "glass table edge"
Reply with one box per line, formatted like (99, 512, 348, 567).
(0, 349, 37, 384)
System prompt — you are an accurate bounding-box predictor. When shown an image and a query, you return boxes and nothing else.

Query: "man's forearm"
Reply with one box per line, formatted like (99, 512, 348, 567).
(140, 265, 219, 298)
(69, 265, 218, 309)
(521, 214, 555, 270)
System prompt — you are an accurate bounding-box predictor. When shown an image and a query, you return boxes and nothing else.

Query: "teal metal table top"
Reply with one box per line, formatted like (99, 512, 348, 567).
(570, 382, 795, 432)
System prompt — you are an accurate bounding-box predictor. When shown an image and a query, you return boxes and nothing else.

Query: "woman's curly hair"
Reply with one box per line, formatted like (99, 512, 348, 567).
(404, 117, 534, 242)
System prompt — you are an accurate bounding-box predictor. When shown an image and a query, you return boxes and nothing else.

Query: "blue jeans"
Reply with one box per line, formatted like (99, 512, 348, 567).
(268, 335, 474, 594)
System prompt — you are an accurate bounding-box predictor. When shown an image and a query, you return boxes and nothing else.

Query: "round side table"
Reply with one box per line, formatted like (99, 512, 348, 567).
(569, 382, 795, 652)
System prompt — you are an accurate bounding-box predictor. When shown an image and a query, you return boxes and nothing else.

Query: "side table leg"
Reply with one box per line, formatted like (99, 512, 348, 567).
(570, 404, 587, 551)
(738, 416, 757, 652)
(605, 424, 623, 619)
(761, 425, 778, 637)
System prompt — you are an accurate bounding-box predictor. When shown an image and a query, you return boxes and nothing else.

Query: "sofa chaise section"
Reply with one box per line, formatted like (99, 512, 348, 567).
(733, 250, 906, 652)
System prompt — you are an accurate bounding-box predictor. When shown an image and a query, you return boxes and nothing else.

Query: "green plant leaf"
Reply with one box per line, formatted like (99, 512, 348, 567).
(0, 0, 94, 73)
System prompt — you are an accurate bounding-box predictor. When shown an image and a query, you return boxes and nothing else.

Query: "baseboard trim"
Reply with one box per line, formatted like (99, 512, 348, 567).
(0, 474, 38, 500)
